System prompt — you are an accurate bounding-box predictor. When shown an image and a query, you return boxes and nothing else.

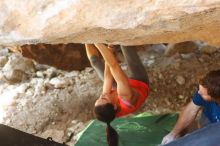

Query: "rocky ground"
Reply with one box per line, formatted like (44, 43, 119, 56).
(0, 42, 219, 145)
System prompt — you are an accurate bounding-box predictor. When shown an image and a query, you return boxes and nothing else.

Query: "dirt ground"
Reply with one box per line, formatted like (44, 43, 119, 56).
(141, 46, 220, 114)
(0, 43, 220, 145)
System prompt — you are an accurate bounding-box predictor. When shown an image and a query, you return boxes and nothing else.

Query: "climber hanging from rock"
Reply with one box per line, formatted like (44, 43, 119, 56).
(85, 43, 150, 146)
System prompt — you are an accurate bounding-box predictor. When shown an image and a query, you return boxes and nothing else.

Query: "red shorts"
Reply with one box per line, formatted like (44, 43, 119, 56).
(116, 79, 150, 117)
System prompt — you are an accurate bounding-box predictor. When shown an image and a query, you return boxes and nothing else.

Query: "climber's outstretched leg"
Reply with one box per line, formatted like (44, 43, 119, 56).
(120, 46, 149, 84)
(85, 44, 104, 81)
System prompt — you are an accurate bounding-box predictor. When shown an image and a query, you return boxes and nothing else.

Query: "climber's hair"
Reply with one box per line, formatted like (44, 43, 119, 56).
(200, 69, 220, 100)
(94, 103, 118, 146)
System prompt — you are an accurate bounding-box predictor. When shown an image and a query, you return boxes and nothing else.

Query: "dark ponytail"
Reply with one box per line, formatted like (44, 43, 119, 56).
(94, 103, 119, 146)
(106, 122, 119, 146)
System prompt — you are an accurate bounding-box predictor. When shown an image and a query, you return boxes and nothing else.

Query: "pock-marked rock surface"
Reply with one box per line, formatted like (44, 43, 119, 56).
(0, 0, 220, 46)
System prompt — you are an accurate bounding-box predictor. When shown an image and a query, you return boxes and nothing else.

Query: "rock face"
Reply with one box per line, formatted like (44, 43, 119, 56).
(20, 43, 90, 71)
(0, 0, 220, 46)
(165, 41, 199, 57)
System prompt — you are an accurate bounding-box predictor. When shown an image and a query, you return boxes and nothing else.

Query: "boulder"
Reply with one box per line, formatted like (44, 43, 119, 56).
(2, 54, 35, 74)
(19, 43, 90, 71)
(165, 41, 198, 56)
(200, 45, 219, 54)
(0, 1, 220, 46)
(2, 54, 35, 83)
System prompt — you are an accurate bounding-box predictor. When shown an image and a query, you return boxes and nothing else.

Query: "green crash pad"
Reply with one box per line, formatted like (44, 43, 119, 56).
(75, 113, 178, 146)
